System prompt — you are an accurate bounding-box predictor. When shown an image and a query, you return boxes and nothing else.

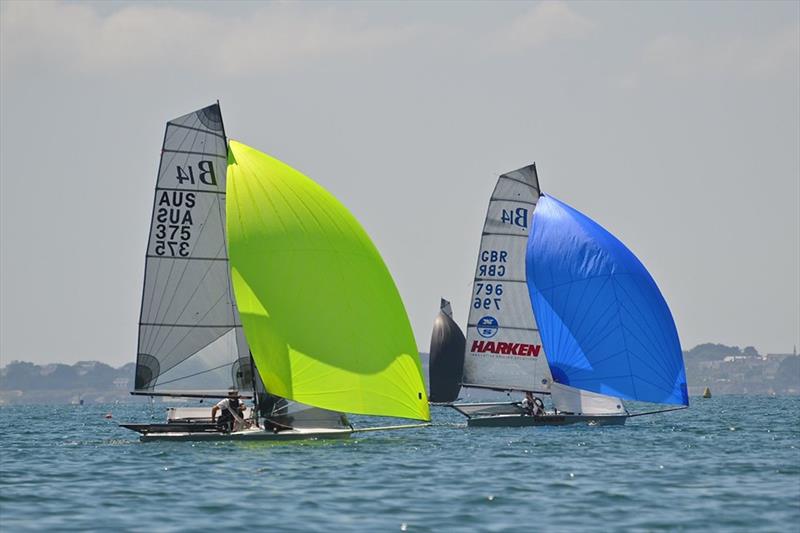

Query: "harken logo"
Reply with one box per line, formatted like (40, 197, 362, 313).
(477, 316, 499, 338)
(471, 340, 541, 357)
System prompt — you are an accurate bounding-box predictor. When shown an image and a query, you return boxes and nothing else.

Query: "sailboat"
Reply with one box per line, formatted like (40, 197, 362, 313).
(120, 103, 429, 441)
(428, 299, 465, 404)
(449, 164, 688, 426)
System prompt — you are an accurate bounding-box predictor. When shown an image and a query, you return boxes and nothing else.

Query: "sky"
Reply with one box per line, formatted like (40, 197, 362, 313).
(1, 0, 798, 367)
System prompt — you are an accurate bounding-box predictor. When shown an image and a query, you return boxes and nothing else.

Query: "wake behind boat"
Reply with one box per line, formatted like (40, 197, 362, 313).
(440, 163, 688, 427)
(122, 103, 429, 442)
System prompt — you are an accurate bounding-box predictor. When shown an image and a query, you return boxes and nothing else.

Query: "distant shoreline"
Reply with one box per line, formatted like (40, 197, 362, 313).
(2, 343, 798, 404)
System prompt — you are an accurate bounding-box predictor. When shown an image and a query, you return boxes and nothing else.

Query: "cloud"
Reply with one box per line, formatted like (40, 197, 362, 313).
(642, 24, 800, 79)
(492, 1, 595, 52)
(0, 1, 425, 75)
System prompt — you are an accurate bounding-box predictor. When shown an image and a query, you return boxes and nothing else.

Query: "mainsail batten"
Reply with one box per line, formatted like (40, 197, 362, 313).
(226, 141, 429, 421)
(136, 104, 248, 392)
(462, 165, 552, 393)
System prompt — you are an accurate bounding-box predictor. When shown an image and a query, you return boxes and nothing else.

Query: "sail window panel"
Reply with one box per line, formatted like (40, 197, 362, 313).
(137, 325, 232, 389)
(266, 401, 350, 430)
(146, 327, 241, 391)
(140, 258, 236, 328)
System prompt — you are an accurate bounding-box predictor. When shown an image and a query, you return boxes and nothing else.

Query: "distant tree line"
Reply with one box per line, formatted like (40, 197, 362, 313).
(0, 361, 134, 391)
(1, 342, 798, 403)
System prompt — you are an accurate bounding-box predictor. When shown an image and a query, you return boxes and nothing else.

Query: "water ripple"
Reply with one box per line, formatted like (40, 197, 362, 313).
(0, 397, 798, 531)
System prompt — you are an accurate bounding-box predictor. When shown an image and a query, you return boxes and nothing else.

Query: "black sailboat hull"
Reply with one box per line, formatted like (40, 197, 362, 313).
(119, 422, 220, 435)
(466, 413, 628, 427)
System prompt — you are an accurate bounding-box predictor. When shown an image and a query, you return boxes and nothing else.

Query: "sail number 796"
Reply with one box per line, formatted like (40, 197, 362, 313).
(473, 283, 503, 310)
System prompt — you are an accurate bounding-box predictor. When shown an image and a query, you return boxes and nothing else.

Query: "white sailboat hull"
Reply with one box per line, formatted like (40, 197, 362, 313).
(138, 426, 353, 442)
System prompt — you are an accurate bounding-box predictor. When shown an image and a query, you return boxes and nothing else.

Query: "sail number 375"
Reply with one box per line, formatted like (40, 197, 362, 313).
(150, 160, 216, 258)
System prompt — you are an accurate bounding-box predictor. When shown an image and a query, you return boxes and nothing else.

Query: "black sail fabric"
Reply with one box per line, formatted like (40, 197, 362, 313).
(428, 299, 466, 403)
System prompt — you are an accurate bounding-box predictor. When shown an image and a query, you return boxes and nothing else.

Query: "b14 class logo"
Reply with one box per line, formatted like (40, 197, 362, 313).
(477, 316, 499, 338)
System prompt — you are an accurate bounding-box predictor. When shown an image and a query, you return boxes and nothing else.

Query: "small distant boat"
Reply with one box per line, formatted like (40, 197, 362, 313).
(120, 103, 429, 441)
(450, 164, 689, 427)
(702, 387, 712, 398)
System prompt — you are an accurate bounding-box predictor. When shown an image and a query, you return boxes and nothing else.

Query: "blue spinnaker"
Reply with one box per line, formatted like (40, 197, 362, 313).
(526, 195, 688, 406)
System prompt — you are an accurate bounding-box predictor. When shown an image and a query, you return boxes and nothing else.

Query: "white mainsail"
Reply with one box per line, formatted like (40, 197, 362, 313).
(462, 164, 552, 393)
(136, 104, 249, 393)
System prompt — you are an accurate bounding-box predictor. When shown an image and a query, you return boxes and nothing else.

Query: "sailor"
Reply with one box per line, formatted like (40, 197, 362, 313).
(521, 392, 545, 417)
(211, 389, 245, 433)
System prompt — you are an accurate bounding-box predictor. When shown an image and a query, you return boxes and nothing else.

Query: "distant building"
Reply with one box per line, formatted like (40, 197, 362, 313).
(723, 355, 750, 362)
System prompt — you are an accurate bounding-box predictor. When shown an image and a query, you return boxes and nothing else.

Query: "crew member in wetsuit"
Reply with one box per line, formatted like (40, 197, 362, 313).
(211, 389, 245, 433)
(521, 392, 545, 417)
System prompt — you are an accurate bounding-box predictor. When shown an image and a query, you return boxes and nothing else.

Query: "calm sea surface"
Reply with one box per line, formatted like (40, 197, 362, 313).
(1, 396, 798, 532)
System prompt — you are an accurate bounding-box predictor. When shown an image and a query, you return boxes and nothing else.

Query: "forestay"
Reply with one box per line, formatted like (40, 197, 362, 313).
(226, 141, 430, 421)
(462, 165, 552, 393)
(526, 195, 689, 405)
(136, 104, 249, 393)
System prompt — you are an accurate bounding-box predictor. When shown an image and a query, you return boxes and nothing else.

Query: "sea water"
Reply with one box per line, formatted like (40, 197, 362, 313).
(1, 395, 798, 532)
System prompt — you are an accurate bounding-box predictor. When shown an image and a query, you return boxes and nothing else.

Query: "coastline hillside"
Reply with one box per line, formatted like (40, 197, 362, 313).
(0, 361, 137, 405)
(1, 343, 797, 405)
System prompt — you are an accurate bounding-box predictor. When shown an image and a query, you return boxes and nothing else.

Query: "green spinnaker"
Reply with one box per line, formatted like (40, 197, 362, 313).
(226, 140, 430, 421)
